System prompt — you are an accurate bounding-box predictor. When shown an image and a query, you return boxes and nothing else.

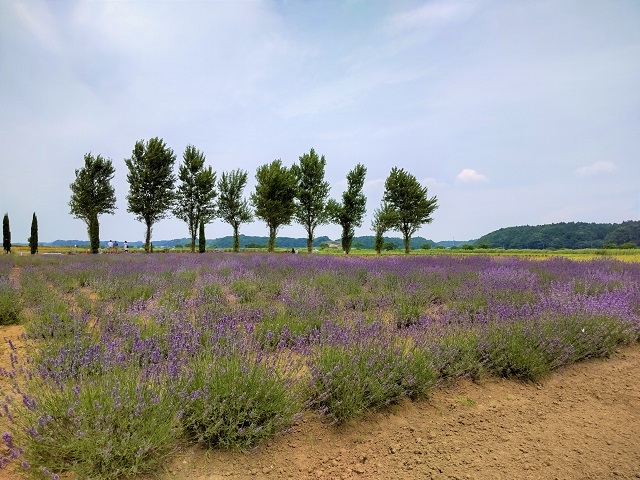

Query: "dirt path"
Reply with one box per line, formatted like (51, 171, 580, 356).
(160, 345, 640, 480)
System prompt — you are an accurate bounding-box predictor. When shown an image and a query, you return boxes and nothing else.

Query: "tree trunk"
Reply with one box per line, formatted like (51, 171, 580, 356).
(403, 234, 410, 254)
(307, 229, 313, 253)
(268, 225, 276, 252)
(145, 221, 152, 253)
(341, 225, 352, 254)
(233, 224, 240, 252)
(190, 232, 196, 253)
(374, 231, 383, 254)
(198, 219, 206, 253)
(89, 216, 100, 254)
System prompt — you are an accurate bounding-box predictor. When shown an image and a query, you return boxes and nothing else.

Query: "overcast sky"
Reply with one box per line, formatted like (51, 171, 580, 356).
(1, 0, 638, 244)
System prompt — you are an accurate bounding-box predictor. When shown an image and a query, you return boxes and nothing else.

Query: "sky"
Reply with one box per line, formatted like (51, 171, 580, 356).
(1, 0, 639, 244)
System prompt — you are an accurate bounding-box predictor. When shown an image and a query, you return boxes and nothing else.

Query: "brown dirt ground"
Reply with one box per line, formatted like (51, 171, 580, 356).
(1, 325, 639, 480)
(150, 345, 640, 480)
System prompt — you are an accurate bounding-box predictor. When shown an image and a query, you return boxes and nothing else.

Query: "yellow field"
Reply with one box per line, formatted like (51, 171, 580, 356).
(5, 244, 639, 262)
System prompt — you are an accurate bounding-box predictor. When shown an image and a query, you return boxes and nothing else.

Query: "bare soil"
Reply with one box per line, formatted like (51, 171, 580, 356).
(152, 345, 640, 480)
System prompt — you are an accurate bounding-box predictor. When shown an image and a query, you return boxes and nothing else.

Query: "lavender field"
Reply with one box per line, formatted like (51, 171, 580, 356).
(1, 253, 639, 479)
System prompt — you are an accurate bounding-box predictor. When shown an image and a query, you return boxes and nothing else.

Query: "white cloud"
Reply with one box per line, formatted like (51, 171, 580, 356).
(575, 161, 617, 176)
(456, 169, 488, 183)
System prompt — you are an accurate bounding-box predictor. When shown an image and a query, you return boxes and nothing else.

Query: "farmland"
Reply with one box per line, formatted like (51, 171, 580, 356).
(0, 252, 639, 479)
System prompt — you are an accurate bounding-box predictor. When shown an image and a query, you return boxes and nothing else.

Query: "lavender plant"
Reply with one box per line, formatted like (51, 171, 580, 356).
(179, 345, 302, 449)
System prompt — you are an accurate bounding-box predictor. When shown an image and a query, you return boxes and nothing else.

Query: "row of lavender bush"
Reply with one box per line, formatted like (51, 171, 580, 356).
(0, 253, 638, 479)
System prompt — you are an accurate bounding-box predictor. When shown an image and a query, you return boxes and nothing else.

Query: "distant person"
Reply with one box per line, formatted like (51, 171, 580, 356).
(108, 240, 113, 253)
(123, 240, 128, 253)
(114, 240, 119, 253)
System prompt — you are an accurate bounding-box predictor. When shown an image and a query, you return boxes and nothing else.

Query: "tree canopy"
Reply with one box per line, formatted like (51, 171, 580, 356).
(251, 160, 297, 252)
(125, 137, 176, 252)
(327, 163, 367, 254)
(291, 148, 331, 252)
(69, 153, 117, 254)
(371, 203, 398, 254)
(173, 145, 217, 252)
(218, 169, 253, 252)
(29, 212, 38, 254)
(2, 213, 10, 254)
(476, 221, 640, 249)
(383, 167, 438, 254)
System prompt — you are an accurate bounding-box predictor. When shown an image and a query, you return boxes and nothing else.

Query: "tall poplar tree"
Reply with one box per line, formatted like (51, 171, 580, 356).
(28, 212, 38, 254)
(2, 213, 10, 254)
(327, 163, 367, 254)
(371, 203, 397, 254)
(69, 153, 117, 254)
(251, 160, 297, 252)
(291, 148, 331, 253)
(173, 145, 217, 252)
(125, 137, 176, 253)
(383, 167, 438, 254)
(218, 169, 253, 252)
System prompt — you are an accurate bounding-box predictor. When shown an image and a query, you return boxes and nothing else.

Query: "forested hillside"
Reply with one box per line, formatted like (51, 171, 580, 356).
(475, 221, 639, 249)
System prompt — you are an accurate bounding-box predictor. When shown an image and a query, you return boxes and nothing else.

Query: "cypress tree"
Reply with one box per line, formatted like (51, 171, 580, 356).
(198, 218, 206, 253)
(28, 212, 38, 254)
(2, 213, 10, 254)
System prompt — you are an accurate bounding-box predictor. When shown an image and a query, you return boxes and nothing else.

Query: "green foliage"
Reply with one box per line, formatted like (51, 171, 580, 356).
(542, 315, 633, 368)
(431, 330, 483, 380)
(29, 212, 38, 254)
(12, 367, 181, 480)
(485, 323, 551, 381)
(477, 220, 640, 250)
(125, 137, 177, 252)
(327, 163, 367, 254)
(291, 148, 331, 252)
(2, 213, 10, 253)
(173, 145, 217, 253)
(371, 204, 398, 254)
(0, 281, 21, 325)
(254, 314, 321, 351)
(421, 243, 431, 250)
(181, 350, 301, 449)
(218, 169, 253, 252)
(383, 242, 397, 251)
(251, 160, 297, 252)
(310, 340, 436, 424)
(69, 153, 117, 254)
(383, 167, 438, 254)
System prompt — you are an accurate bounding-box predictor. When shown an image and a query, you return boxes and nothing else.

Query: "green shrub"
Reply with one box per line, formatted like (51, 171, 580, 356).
(542, 314, 634, 368)
(485, 323, 550, 381)
(309, 340, 436, 424)
(0, 282, 21, 325)
(181, 350, 301, 449)
(9, 367, 181, 480)
(432, 329, 483, 380)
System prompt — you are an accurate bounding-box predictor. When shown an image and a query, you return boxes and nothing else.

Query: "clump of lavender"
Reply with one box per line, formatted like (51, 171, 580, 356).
(179, 340, 303, 449)
(3, 365, 181, 480)
(308, 324, 436, 424)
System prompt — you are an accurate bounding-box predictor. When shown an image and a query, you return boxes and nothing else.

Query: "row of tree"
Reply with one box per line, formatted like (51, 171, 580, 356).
(2, 213, 39, 254)
(69, 137, 438, 254)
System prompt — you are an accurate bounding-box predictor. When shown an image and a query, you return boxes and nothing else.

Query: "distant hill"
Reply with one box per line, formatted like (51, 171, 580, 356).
(475, 221, 639, 249)
(43, 222, 639, 251)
